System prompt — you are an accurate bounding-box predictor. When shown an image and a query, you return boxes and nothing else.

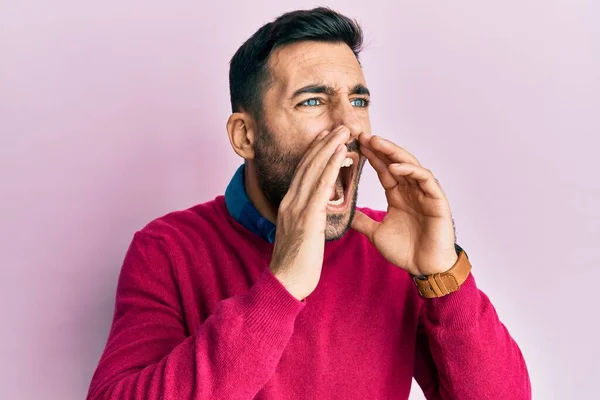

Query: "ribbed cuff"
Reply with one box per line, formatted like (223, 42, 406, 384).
(423, 273, 481, 331)
(239, 268, 306, 349)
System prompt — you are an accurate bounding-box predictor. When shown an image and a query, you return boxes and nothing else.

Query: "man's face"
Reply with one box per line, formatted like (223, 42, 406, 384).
(254, 41, 371, 241)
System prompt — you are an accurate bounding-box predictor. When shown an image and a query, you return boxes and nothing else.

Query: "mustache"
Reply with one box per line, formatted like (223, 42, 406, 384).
(346, 139, 361, 154)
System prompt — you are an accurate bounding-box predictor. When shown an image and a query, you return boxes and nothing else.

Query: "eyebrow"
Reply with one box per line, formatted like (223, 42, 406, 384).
(290, 83, 370, 99)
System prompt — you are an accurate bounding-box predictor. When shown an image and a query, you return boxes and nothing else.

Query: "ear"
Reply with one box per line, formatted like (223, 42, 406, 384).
(226, 112, 257, 160)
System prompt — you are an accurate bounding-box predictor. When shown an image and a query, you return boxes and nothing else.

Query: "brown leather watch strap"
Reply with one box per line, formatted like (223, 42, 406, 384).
(413, 250, 472, 298)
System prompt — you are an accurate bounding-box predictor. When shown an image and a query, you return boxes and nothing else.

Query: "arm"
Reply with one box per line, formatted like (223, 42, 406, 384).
(413, 274, 531, 400)
(87, 231, 304, 400)
(349, 135, 530, 398)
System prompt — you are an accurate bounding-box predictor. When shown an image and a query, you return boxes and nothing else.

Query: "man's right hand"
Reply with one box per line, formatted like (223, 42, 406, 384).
(269, 126, 351, 301)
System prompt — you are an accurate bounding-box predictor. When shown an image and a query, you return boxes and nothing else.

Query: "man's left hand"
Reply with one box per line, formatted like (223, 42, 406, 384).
(351, 133, 458, 276)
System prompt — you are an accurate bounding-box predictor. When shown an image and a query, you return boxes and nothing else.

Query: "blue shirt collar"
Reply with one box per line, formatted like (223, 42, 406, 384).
(225, 164, 277, 243)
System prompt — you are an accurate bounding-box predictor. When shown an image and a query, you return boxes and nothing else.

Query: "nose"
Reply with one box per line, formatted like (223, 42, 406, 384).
(332, 100, 363, 144)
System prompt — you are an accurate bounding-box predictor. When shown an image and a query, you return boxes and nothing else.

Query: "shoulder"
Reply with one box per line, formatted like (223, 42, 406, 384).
(138, 196, 228, 246)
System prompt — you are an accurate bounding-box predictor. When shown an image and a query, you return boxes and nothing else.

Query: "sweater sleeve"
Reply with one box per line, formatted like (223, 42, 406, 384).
(413, 273, 531, 400)
(87, 231, 304, 400)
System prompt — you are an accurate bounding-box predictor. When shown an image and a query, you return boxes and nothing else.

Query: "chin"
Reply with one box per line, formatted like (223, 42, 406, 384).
(324, 204, 357, 241)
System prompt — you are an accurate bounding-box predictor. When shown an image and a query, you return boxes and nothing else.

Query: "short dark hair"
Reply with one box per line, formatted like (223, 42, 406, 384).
(228, 7, 364, 120)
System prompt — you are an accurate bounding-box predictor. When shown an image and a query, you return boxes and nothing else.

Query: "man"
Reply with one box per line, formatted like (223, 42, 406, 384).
(87, 7, 531, 400)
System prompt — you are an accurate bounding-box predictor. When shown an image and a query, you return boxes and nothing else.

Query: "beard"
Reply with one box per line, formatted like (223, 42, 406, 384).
(253, 122, 365, 241)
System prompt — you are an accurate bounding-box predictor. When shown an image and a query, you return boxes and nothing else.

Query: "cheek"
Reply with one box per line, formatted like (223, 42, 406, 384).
(303, 124, 330, 146)
(268, 109, 321, 143)
(285, 117, 330, 152)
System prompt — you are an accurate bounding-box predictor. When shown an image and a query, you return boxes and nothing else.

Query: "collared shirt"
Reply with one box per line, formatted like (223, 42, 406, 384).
(225, 164, 277, 243)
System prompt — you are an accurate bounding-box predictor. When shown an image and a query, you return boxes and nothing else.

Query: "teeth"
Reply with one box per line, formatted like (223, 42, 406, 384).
(341, 157, 354, 167)
(328, 193, 345, 206)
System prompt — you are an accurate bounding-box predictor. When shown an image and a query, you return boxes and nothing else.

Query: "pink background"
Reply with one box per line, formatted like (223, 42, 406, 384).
(1, 1, 598, 399)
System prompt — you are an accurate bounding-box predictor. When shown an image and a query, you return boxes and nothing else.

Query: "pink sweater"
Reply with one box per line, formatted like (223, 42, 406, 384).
(87, 196, 530, 399)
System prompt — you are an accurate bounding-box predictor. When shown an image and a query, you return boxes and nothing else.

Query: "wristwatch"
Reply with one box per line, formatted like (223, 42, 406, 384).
(412, 244, 472, 299)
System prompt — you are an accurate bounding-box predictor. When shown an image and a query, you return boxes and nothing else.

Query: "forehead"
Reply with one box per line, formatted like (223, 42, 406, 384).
(267, 41, 366, 94)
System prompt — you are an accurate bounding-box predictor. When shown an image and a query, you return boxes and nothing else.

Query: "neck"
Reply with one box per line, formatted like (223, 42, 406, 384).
(244, 161, 278, 224)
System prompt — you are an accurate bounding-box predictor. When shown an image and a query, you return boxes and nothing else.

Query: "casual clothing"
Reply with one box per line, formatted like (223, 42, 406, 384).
(87, 166, 531, 399)
(225, 165, 277, 243)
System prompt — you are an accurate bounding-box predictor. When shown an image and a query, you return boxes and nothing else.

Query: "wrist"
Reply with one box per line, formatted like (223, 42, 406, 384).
(412, 246, 471, 299)
(271, 268, 307, 301)
(413, 252, 458, 277)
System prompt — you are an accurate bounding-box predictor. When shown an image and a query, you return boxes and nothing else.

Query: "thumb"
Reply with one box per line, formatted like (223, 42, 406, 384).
(351, 210, 379, 242)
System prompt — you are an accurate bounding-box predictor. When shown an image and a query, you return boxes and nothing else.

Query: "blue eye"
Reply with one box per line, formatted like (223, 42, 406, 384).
(351, 98, 370, 108)
(300, 98, 322, 107)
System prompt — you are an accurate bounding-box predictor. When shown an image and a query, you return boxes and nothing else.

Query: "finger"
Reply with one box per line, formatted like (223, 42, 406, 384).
(388, 163, 445, 199)
(368, 135, 421, 166)
(360, 136, 417, 189)
(287, 127, 351, 203)
(350, 210, 380, 242)
(293, 126, 344, 174)
(296, 125, 348, 170)
(302, 126, 344, 160)
(295, 127, 350, 187)
(310, 143, 348, 211)
(359, 133, 394, 165)
(360, 136, 416, 188)
(358, 132, 373, 146)
(360, 145, 398, 190)
(288, 126, 347, 194)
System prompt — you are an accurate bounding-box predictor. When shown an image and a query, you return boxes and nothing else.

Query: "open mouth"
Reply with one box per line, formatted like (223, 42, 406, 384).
(327, 151, 359, 212)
